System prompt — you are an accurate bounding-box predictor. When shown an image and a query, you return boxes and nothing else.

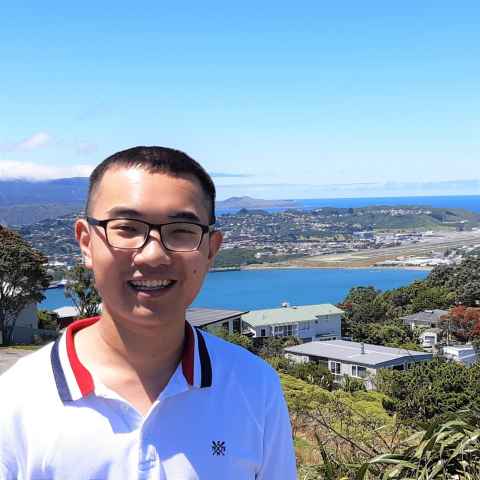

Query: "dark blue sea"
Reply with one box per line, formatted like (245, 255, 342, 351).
(41, 268, 428, 312)
(217, 195, 480, 215)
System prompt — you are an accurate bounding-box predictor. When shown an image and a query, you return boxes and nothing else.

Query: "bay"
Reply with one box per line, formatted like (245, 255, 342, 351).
(217, 195, 480, 215)
(40, 268, 429, 312)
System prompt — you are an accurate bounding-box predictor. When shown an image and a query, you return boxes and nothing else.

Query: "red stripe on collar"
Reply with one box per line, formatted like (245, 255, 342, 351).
(182, 322, 195, 385)
(65, 316, 99, 397)
(66, 316, 197, 395)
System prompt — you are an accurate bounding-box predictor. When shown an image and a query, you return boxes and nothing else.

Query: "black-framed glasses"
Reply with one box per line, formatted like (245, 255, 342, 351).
(86, 217, 214, 252)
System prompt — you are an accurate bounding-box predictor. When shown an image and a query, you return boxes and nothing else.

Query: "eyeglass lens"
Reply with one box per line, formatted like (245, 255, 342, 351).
(106, 219, 203, 251)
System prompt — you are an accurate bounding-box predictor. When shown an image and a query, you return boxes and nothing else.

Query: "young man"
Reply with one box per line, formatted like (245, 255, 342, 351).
(0, 146, 297, 479)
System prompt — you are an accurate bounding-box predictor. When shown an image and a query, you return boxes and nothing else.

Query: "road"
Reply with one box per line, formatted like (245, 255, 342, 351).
(0, 348, 33, 375)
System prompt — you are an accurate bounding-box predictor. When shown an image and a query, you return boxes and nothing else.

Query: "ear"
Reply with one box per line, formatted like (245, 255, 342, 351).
(207, 230, 223, 267)
(75, 218, 94, 269)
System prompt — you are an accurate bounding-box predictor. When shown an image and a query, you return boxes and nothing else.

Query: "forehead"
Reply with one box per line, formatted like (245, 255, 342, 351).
(90, 166, 210, 221)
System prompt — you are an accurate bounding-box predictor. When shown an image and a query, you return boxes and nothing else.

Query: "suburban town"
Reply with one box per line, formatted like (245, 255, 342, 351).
(13, 204, 480, 278)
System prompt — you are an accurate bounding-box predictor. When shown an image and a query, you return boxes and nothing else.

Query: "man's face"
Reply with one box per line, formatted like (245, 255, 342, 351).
(76, 166, 222, 330)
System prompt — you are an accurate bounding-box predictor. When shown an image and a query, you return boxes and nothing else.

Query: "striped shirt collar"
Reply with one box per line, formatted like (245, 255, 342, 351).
(50, 316, 212, 403)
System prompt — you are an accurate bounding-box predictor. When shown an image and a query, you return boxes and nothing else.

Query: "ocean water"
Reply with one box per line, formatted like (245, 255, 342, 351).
(40, 268, 429, 312)
(217, 195, 480, 215)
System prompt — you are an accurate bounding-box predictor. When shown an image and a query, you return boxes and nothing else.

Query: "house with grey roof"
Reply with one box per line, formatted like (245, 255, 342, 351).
(284, 340, 433, 390)
(54, 305, 247, 335)
(401, 309, 448, 329)
(186, 308, 247, 334)
(242, 304, 343, 342)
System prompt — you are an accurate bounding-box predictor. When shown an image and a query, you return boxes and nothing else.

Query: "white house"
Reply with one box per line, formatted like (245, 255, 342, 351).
(419, 328, 442, 348)
(241, 304, 343, 342)
(284, 340, 433, 390)
(401, 309, 448, 329)
(0, 302, 39, 345)
(442, 345, 478, 365)
(53, 305, 247, 335)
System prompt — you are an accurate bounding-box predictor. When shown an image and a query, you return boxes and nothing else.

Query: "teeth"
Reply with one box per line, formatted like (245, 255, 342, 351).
(130, 279, 174, 288)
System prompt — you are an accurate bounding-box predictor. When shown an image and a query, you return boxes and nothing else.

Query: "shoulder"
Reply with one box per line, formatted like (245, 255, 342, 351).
(198, 330, 282, 392)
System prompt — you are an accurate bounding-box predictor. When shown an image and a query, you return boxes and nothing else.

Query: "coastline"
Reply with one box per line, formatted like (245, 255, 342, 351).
(237, 263, 433, 272)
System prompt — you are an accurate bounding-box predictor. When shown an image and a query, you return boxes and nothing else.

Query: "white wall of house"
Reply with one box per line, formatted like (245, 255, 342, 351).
(327, 359, 377, 389)
(285, 351, 425, 390)
(420, 331, 438, 348)
(443, 345, 478, 365)
(253, 314, 341, 341)
(11, 303, 38, 344)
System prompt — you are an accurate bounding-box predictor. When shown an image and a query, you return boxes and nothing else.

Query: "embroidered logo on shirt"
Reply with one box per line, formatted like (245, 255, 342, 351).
(211, 440, 226, 456)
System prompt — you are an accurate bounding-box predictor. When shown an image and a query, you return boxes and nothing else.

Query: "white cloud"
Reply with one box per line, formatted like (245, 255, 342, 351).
(0, 161, 94, 180)
(15, 132, 52, 151)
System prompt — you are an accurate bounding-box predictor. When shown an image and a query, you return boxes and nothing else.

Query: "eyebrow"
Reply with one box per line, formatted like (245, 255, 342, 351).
(105, 207, 202, 223)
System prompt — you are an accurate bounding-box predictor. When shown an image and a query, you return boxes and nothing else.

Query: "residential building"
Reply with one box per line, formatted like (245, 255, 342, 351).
(242, 304, 343, 342)
(187, 307, 247, 334)
(1, 303, 38, 345)
(442, 345, 478, 366)
(53, 305, 247, 335)
(419, 328, 442, 348)
(401, 309, 448, 329)
(284, 340, 432, 390)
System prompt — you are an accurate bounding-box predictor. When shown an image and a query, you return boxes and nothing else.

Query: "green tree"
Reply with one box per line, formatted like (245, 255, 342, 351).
(209, 327, 254, 351)
(64, 262, 101, 319)
(37, 309, 60, 330)
(350, 322, 421, 350)
(0, 226, 50, 345)
(376, 358, 480, 423)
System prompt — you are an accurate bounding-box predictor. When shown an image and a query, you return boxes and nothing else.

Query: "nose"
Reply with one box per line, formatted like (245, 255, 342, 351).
(133, 230, 172, 267)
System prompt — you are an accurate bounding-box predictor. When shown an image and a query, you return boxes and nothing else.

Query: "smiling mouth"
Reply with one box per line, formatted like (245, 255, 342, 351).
(128, 279, 176, 292)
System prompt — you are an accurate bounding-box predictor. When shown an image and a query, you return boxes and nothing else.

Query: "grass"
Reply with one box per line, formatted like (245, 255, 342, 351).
(0, 344, 41, 350)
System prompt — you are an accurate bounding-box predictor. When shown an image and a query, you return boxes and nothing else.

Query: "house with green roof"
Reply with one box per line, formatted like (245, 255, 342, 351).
(242, 303, 343, 342)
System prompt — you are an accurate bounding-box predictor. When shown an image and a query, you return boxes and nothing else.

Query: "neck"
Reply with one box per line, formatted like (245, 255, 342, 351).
(77, 308, 186, 378)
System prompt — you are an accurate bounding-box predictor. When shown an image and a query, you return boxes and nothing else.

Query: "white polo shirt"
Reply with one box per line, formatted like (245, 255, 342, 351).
(0, 317, 296, 479)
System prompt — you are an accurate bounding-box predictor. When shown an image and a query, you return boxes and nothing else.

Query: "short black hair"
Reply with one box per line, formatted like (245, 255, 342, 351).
(86, 146, 216, 223)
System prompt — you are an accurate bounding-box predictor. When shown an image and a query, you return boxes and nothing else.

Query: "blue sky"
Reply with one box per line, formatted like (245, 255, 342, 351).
(1, 1, 479, 199)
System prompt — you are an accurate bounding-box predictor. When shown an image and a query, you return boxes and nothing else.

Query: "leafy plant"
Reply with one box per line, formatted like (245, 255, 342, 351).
(358, 410, 480, 479)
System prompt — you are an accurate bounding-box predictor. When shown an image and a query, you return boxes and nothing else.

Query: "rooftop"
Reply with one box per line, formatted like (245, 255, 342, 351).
(401, 309, 448, 324)
(242, 304, 344, 327)
(186, 308, 247, 328)
(284, 340, 432, 367)
(52, 305, 246, 328)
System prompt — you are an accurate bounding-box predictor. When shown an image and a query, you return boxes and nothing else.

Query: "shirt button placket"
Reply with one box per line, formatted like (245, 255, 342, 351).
(138, 417, 162, 479)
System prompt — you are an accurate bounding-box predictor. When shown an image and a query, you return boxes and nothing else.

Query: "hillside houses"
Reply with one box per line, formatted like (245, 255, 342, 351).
(284, 340, 433, 390)
(242, 303, 343, 342)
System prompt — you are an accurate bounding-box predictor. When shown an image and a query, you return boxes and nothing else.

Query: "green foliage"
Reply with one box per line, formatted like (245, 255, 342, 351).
(64, 262, 101, 319)
(284, 360, 335, 391)
(342, 375, 367, 393)
(349, 322, 420, 349)
(208, 327, 254, 351)
(358, 410, 480, 479)
(256, 336, 300, 358)
(213, 248, 261, 268)
(426, 257, 480, 307)
(0, 226, 51, 344)
(37, 309, 60, 330)
(376, 358, 480, 423)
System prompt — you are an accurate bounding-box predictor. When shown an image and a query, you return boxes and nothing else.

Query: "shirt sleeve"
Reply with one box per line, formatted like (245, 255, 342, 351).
(257, 374, 297, 480)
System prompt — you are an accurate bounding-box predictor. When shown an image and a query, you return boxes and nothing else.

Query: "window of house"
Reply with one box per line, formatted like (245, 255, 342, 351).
(351, 365, 367, 378)
(329, 361, 341, 375)
(273, 324, 298, 337)
(260, 328, 266, 337)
